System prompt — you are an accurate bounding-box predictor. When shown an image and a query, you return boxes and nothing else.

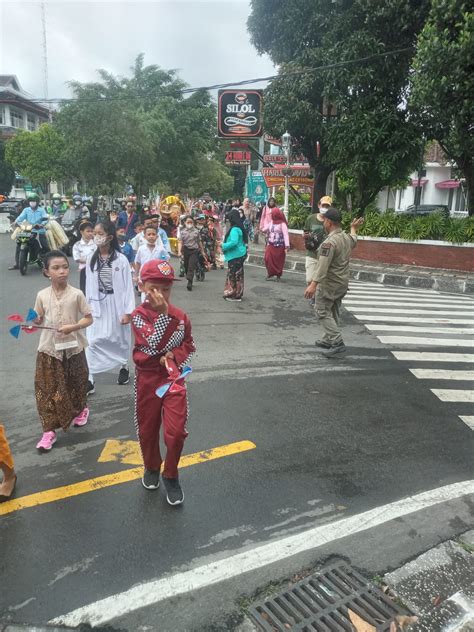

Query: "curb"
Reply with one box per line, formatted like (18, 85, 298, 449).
(246, 254, 474, 295)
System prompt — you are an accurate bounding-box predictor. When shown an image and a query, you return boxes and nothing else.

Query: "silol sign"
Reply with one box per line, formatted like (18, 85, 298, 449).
(218, 90, 263, 138)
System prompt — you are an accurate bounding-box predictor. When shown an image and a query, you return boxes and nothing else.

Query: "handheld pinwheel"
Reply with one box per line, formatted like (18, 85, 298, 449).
(155, 359, 192, 398)
(7, 309, 56, 339)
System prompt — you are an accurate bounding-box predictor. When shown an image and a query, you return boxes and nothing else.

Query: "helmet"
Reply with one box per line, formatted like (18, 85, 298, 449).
(52, 193, 61, 202)
(73, 194, 82, 206)
(27, 192, 40, 202)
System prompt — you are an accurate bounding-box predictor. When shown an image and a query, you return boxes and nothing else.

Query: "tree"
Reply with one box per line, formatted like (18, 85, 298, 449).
(410, 0, 473, 214)
(0, 140, 15, 196)
(187, 157, 234, 199)
(55, 55, 217, 197)
(248, 0, 429, 210)
(5, 124, 70, 192)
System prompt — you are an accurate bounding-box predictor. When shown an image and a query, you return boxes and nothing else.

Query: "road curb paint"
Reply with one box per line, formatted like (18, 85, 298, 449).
(0, 440, 256, 517)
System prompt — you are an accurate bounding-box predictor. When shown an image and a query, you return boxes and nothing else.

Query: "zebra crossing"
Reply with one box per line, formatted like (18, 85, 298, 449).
(344, 282, 474, 430)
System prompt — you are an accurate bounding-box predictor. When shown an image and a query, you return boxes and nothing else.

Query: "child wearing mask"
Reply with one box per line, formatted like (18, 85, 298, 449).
(72, 220, 96, 294)
(85, 221, 136, 393)
(34, 251, 93, 452)
(132, 259, 195, 504)
(116, 227, 135, 266)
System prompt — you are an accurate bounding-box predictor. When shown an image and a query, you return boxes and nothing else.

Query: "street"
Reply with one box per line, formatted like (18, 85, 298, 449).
(0, 233, 473, 631)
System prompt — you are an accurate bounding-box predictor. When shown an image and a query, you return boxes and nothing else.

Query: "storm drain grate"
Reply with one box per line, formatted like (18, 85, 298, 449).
(248, 562, 410, 631)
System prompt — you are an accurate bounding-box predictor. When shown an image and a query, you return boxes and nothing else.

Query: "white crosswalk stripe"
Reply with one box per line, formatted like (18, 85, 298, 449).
(346, 282, 474, 429)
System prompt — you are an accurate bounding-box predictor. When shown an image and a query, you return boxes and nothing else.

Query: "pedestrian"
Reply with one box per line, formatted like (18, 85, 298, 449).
(0, 424, 17, 501)
(116, 200, 139, 242)
(33, 251, 93, 452)
(132, 259, 195, 504)
(85, 221, 136, 393)
(304, 208, 364, 357)
(304, 195, 333, 295)
(259, 197, 279, 233)
(263, 207, 290, 280)
(72, 220, 96, 294)
(145, 215, 171, 254)
(178, 215, 205, 292)
(222, 208, 248, 302)
(130, 222, 145, 253)
(116, 227, 135, 265)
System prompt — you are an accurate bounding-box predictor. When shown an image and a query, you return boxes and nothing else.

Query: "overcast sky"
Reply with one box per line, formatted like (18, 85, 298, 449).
(0, 0, 275, 99)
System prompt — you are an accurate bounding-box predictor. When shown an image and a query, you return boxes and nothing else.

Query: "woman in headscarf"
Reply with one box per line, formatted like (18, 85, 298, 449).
(259, 197, 278, 233)
(263, 207, 289, 280)
(221, 209, 248, 302)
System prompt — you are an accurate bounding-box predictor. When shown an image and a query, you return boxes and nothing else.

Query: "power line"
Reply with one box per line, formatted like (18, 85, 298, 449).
(2, 47, 413, 106)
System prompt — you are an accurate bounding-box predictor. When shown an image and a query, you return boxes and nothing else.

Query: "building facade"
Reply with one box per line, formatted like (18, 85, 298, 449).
(0, 75, 50, 139)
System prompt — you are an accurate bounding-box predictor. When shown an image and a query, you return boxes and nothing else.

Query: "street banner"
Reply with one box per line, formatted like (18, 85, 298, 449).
(218, 90, 263, 138)
(225, 150, 251, 165)
(263, 154, 308, 165)
(245, 170, 268, 204)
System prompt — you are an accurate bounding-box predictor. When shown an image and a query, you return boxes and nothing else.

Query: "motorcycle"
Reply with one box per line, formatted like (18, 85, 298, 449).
(15, 221, 43, 276)
(60, 209, 80, 256)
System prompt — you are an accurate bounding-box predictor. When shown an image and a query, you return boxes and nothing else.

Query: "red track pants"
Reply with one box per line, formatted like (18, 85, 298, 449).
(134, 369, 189, 478)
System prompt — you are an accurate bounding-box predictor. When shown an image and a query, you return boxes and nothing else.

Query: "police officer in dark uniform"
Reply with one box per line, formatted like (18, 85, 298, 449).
(304, 208, 364, 357)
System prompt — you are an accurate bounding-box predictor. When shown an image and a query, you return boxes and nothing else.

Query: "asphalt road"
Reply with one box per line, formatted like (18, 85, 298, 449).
(0, 233, 472, 630)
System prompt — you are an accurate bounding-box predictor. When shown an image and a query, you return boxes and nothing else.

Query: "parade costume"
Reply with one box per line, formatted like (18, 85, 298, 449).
(33, 286, 91, 432)
(263, 208, 289, 279)
(131, 260, 195, 481)
(85, 252, 135, 377)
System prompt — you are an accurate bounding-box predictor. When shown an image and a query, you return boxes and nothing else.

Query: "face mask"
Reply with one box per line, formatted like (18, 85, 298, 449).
(94, 235, 108, 246)
(74, 201, 81, 207)
(185, 224, 193, 229)
(30, 202, 37, 209)
(117, 235, 126, 242)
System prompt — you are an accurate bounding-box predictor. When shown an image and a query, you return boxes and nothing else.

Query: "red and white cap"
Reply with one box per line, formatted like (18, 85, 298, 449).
(139, 259, 180, 283)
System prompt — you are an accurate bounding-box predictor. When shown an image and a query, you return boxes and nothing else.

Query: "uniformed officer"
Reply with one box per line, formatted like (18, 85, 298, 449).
(304, 208, 364, 357)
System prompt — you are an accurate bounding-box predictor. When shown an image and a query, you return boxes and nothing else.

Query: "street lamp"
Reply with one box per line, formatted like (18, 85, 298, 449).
(281, 131, 291, 220)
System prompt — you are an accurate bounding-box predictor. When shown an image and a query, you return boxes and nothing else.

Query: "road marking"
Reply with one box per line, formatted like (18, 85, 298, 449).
(377, 336, 474, 347)
(349, 308, 474, 316)
(50, 479, 474, 627)
(459, 416, 474, 430)
(392, 352, 474, 363)
(355, 315, 474, 324)
(431, 389, 474, 402)
(345, 300, 474, 309)
(409, 369, 474, 380)
(349, 284, 441, 294)
(367, 325, 474, 335)
(346, 295, 473, 304)
(0, 441, 256, 517)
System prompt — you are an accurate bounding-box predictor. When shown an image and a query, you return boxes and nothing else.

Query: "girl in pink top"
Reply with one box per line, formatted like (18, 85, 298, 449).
(263, 208, 290, 280)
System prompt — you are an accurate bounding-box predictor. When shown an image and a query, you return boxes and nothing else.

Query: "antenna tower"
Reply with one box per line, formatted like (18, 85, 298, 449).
(40, 1, 51, 118)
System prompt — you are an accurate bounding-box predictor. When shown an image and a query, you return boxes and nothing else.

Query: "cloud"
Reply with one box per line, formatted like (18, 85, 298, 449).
(0, 0, 274, 99)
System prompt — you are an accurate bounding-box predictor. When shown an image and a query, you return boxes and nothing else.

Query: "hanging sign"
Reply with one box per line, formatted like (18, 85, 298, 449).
(225, 150, 251, 165)
(218, 90, 263, 138)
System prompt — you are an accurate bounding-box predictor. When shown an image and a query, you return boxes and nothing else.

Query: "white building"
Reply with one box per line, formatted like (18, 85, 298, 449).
(0, 75, 49, 138)
(376, 142, 468, 216)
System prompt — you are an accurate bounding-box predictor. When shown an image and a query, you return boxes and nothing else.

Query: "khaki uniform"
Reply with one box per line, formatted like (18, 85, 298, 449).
(311, 228, 357, 344)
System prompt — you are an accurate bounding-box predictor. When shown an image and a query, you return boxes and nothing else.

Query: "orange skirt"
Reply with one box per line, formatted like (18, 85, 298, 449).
(0, 424, 14, 470)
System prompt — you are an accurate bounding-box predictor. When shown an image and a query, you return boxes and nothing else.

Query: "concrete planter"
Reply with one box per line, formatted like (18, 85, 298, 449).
(288, 230, 474, 272)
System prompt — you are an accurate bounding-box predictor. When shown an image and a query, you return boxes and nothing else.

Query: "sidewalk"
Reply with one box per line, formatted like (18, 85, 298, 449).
(248, 243, 474, 295)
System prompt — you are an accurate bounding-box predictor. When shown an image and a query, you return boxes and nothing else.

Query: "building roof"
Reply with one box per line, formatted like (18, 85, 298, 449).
(0, 75, 49, 117)
(0, 75, 22, 91)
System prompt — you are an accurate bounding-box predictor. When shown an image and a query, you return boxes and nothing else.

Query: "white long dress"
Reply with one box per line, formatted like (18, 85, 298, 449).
(85, 252, 136, 375)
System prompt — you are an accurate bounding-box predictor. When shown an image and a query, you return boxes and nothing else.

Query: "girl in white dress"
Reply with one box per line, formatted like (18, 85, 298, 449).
(85, 221, 136, 394)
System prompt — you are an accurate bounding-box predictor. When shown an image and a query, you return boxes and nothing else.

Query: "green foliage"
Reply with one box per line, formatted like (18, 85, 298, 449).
(5, 124, 70, 188)
(344, 210, 472, 243)
(288, 199, 312, 229)
(187, 157, 234, 200)
(248, 0, 429, 208)
(0, 140, 15, 195)
(410, 0, 473, 213)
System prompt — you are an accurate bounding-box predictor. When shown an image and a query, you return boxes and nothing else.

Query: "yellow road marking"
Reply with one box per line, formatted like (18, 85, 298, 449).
(98, 439, 143, 465)
(0, 440, 256, 517)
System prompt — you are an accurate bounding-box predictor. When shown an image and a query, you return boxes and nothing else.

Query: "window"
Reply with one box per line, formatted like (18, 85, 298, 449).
(27, 113, 36, 131)
(0, 107, 4, 125)
(10, 108, 24, 128)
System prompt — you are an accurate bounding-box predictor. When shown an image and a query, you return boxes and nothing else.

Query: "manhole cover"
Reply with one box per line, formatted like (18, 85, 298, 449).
(248, 562, 410, 631)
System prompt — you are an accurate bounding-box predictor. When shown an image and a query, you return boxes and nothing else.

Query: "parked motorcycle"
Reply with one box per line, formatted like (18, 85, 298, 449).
(15, 221, 43, 276)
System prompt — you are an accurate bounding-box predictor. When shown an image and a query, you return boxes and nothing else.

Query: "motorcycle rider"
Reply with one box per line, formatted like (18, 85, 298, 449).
(51, 193, 64, 219)
(8, 192, 50, 270)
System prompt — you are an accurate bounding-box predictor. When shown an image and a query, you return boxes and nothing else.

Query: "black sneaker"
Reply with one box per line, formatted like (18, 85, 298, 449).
(117, 367, 130, 385)
(315, 339, 332, 349)
(187, 281, 193, 291)
(86, 380, 95, 395)
(322, 342, 347, 358)
(162, 476, 184, 506)
(142, 469, 160, 490)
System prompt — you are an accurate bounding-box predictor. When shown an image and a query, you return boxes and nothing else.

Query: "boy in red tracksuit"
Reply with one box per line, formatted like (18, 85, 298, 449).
(131, 259, 195, 505)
